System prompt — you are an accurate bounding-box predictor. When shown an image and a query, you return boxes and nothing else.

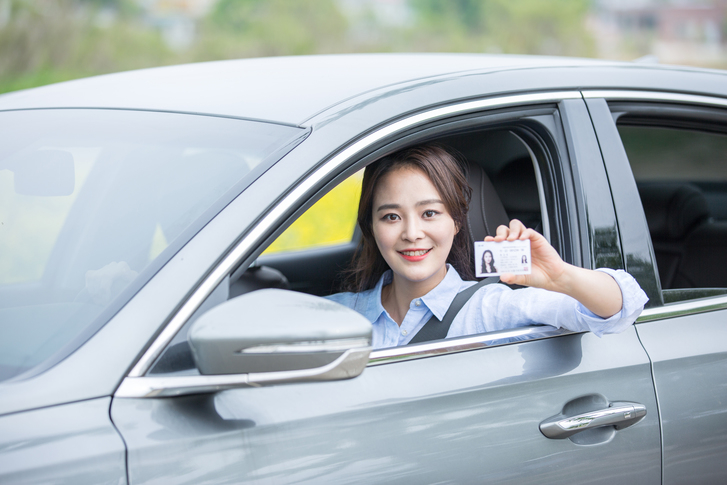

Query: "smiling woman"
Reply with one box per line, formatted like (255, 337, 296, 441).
(325, 143, 646, 349)
(373, 167, 458, 324)
(347, 145, 472, 294)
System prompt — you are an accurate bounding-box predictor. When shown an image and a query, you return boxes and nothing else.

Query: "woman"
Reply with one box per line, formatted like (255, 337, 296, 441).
(482, 249, 497, 274)
(327, 144, 647, 349)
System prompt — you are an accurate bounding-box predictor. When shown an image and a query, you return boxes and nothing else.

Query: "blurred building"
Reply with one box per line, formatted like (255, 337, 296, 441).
(136, 0, 218, 50)
(590, 0, 727, 66)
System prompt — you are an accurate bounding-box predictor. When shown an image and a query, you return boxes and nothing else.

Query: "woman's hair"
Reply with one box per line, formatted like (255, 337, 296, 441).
(343, 144, 474, 292)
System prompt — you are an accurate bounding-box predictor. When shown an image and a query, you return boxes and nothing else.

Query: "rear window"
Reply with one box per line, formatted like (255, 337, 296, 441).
(0, 109, 304, 382)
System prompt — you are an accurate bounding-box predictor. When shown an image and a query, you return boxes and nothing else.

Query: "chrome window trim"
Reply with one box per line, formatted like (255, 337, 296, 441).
(127, 90, 582, 378)
(582, 90, 727, 108)
(636, 294, 727, 323)
(368, 326, 571, 366)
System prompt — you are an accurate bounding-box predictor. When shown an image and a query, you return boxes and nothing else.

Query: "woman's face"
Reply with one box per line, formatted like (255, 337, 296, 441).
(372, 166, 456, 290)
(484, 251, 492, 264)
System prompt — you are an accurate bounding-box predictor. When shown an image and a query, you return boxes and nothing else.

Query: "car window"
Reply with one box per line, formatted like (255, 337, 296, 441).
(147, 121, 568, 376)
(263, 170, 363, 254)
(617, 122, 727, 296)
(0, 109, 304, 382)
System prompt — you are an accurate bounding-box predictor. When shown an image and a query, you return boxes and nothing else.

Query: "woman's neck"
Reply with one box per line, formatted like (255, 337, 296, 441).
(381, 266, 448, 325)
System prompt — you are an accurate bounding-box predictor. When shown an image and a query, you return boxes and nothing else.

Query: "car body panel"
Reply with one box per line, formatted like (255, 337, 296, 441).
(0, 55, 620, 126)
(0, 55, 725, 129)
(588, 90, 727, 482)
(2, 53, 727, 482)
(636, 311, 727, 484)
(112, 330, 659, 484)
(0, 397, 126, 484)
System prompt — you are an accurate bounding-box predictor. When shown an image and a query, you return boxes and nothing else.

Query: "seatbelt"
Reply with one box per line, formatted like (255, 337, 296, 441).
(407, 277, 499, 345)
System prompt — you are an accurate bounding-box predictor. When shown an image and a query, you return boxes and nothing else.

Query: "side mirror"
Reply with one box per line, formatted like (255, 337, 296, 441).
(188, 289, 372, 385)
(116, 289, 372, 398)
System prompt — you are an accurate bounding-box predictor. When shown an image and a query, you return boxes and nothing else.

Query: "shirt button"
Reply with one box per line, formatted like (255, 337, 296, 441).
(401, 329, 408, 336)
(414, 299, 421, 307)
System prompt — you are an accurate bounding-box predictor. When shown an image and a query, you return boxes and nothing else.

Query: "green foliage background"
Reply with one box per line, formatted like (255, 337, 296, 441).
(0, 0, 607, 254)
(0, 0, 597, 94)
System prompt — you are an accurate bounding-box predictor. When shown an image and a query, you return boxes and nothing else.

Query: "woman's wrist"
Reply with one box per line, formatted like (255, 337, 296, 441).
(549, 265, 623, 318)
(547, 262, 578, 295)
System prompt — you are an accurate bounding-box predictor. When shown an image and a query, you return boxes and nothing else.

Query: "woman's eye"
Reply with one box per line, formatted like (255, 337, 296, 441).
(423, 210, 438, 218)
(383, 213, 400, 221)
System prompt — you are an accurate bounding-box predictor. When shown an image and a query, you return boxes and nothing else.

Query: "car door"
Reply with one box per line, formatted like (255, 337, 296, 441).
(111, 93, 661, 483)
(586, 93, 727, 484)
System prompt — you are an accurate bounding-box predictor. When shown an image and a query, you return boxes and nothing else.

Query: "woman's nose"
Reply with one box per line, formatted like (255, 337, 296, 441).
(402, 217, 424, 241)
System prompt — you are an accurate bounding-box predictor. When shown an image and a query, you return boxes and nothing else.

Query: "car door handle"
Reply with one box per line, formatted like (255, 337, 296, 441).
(540, 401, 647, 439)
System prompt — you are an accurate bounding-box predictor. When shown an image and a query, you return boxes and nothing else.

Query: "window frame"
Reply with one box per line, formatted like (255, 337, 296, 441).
(118, 91, 596, 398)
(586, 89, 727, 321)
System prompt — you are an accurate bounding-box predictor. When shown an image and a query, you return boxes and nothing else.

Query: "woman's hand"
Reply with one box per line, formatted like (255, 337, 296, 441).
(485, 219, 623, 318)
(484, 219, 566, 289)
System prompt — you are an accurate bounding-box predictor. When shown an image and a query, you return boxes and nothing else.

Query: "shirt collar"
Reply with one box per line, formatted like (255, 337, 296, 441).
(361, 270, 393, 322)
(420, 265, 464, 320)
(363, 266, 464, 322)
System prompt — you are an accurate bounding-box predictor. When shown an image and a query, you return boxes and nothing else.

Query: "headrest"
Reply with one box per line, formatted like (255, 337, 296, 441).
(492, 157, 540, 213)
(466, 162, 510, 241)
(229, 265, 290, 299)
(638, 182, 709, 240)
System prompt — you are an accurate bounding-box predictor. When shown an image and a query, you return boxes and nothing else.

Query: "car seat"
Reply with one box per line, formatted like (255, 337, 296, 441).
(466, 161, 511, 241)
(637, 181, 726, 289)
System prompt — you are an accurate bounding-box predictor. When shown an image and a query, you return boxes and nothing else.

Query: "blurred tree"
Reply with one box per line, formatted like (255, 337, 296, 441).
(0, 0, 174, 93)
(409, 0, 595, 56)
(0, 0, 598, 95)
(194, 0, 349, 59)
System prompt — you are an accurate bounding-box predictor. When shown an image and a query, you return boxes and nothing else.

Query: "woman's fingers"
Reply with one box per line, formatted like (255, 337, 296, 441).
(491, 219, 526, 242)
(493, 224, 509, 241)
(507, 219, 525, 241)
(481, 219, 567, 290)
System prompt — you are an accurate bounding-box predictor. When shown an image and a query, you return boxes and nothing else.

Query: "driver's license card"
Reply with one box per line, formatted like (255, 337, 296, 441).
(475, 240, 531, 278)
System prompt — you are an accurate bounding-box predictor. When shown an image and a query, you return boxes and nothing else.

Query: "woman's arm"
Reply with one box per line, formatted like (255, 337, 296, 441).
(485, 220, 623, 319)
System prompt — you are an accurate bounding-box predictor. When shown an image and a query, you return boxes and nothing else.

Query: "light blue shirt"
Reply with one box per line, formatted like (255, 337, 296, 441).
(326, 266, 648, 349)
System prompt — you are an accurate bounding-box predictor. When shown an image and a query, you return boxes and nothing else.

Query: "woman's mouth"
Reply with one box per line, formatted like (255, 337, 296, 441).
(398, 248, 431, 262)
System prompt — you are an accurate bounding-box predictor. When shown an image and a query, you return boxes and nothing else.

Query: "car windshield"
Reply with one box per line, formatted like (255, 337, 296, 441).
(0, 109, 304, 383)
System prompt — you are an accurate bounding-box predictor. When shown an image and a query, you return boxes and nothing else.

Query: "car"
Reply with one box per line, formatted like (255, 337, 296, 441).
(1, 53, 726, 484)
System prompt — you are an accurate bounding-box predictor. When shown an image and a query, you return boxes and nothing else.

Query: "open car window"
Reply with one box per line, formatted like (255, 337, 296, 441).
(147, 118, 568, 376)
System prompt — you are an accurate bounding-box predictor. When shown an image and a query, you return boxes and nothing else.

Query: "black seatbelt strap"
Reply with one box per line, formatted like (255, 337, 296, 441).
(407, 277, 499, 345)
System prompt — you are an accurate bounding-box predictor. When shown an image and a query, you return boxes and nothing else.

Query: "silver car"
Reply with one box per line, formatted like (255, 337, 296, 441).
(1, 54, 726, 484)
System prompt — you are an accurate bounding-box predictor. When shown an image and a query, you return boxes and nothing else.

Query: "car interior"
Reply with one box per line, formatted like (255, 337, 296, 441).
(617, 120, 727, 292)
(253, 129, 546, 298)
(148, 126, 550, 375)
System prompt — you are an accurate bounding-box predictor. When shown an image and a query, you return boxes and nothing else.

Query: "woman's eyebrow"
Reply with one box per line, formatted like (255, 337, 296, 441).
(376, 199, 444, 212)
(416, 199, 444, 206)
(376, 203, 400, 212)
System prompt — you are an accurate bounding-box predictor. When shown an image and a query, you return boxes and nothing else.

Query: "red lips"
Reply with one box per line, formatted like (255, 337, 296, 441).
(398, 248, 431, 262)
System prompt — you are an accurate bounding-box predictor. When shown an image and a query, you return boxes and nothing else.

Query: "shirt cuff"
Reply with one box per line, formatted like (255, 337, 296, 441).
(574, 268, 649, 337)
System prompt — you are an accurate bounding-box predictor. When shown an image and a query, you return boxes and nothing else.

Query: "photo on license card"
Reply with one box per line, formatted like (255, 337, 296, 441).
(474, 240, 532, 278)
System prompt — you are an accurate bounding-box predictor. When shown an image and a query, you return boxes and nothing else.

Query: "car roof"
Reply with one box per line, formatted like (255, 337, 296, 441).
(0, 53, 716, 126)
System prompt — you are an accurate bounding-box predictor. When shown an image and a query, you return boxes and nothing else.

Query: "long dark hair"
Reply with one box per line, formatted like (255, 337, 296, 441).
(344, 144, 474, 292)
